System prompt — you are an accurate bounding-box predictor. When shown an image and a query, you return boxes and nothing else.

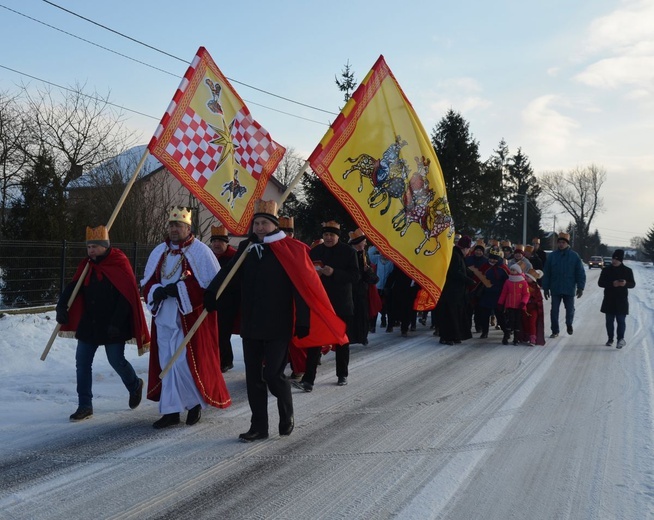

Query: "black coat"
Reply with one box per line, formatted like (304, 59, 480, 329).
(598, 263, 635, 315)
(310, 241, 359, 318)
(209, 239, 309, 341)
(58, 250, 132, 345)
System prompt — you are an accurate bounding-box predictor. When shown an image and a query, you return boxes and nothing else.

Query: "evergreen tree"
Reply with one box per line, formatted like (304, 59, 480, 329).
(11, 153, 68, 240)
(494, 147, 542, 245)
(295, 171, 356, 243)
(431, 110, 501, 235)
(335, 60, 358, 107)
(642, 224, 654, 261)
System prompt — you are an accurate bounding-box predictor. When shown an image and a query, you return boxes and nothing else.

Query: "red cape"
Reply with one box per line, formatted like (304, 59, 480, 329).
(60, 248, 150, 355)
(143, 253, 231, 409)
(269, 237, 348, 348)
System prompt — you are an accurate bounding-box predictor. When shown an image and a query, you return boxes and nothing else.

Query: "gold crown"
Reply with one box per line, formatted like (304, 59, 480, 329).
(476, 238, 485, 245)
(527, 268, 543, 280)
(500, 240, 512, 248)
(253, 199, 278, 217)
(211, 224, 227, 237)
(514, 244, 524, 252)
(169, 206, 192, 225)
(489, 239, 500, 246)
(278, 216, 294, 229)
(532, 237, 540, 244)
(488, 248, 504, 259)
(524, 244, 534, 253)
(321, 220, 341, 230)
(86, 225, 109, 242)
(348, 228, 365, 243)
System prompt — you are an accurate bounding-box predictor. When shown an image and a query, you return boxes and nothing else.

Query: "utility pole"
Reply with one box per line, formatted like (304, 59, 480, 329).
(522, 193, 528, 246)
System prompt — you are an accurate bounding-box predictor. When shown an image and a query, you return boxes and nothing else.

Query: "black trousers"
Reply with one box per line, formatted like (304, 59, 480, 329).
(242, 338, 293, 432)
(302, 343, 350, 385)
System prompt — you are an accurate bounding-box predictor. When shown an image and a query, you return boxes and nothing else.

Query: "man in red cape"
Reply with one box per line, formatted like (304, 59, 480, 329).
(142, 207, 231, 429)
(57, 225, 150, 421)
(204, 200, 346, 442)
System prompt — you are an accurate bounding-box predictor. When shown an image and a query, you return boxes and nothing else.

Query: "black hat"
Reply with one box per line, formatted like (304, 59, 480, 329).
(612, 249, 624, 262)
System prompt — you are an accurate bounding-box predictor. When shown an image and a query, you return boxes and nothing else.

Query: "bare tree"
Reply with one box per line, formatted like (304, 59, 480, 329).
(21, 83, 138, 189)
(539, 164, 606, 258)
(272, 146, 307, 215)
(0, 91, 31, 236)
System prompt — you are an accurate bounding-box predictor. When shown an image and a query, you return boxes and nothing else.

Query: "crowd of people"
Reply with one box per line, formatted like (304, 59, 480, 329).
(55, 203, 635, 442)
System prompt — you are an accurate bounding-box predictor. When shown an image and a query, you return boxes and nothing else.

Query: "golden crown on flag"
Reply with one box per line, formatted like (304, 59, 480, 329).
(85, 225, 109, 243)
(169, 206, 192, 225)
(253, 199, 278, 217)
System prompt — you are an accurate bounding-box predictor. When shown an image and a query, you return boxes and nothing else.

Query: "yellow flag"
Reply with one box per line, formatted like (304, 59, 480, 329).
(308, 56, 454, 304)
(148, 47, 285, 235)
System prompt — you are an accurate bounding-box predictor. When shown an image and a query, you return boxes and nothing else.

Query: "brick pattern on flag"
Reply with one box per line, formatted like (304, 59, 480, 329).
(164, 108, 223, 188)
(231, 109, 275, 179)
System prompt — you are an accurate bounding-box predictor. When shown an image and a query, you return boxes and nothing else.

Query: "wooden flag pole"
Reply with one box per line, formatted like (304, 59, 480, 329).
(40, 149, 151, 361)
(159, 159, 309, 379)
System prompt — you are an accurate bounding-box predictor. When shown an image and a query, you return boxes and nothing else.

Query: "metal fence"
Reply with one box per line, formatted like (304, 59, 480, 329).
(0, 240, 158, 310)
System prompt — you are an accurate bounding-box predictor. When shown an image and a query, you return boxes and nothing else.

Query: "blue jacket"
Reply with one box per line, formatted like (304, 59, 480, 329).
(541, 246, 586, 296)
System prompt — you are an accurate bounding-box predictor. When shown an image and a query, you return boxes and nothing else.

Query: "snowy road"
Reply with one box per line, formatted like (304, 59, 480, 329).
(1, 264, 653, 519)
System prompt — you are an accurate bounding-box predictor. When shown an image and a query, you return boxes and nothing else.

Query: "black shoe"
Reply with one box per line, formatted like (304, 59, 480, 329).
(153, 413, 180, 429)
(549, 333, 559, 338)
(479, 333, 488, 339)
(279, 416, 294, 436)
(239, 429, 269, 442)
(292, 380, 313, 393)
(186, 404, 202, 426)
(401, 331, 408, 338)
(369, 326, 376, 333)
(567, 325, 573, 335)
(410, 325, 416, 332)
(512, 339, 519, 345)
(221, 363, 234, 373)
(439, 339, 454, 345)
(337, 377, 348, 386)
(129, 378, 144, 410)
(385, 326, 394, 333)
(502, 336, 509, 345)
(418, 318, 427, 326)
(69, 407, 93, 421)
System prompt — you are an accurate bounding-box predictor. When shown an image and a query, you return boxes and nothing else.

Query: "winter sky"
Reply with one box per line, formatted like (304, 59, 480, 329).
(0, 0, 652, 247)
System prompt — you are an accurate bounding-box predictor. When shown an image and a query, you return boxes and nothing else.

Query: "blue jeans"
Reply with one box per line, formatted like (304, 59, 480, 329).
(550, 294, 575, 334)
(605, 313, 626, 341)
(75, 340, 139, 408)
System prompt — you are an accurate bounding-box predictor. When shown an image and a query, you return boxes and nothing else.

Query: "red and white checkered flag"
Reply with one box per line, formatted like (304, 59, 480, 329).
(148, 47, 285, 235)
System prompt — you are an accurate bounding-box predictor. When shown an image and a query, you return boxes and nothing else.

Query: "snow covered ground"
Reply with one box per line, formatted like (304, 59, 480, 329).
(0, 262, 653, 519)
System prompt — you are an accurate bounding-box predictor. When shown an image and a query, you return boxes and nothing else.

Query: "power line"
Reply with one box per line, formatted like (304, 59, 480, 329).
(0, 64, 159, 120)
(40, 0, 338, 117)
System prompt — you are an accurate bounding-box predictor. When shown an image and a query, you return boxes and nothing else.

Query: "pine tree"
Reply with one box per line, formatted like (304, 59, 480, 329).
(11, 153, 68, 240)
(335, 61, 358, 107)
(431, 110, 501, 235)
(642, 224, 654, 261)
(494, 147, 542, 245)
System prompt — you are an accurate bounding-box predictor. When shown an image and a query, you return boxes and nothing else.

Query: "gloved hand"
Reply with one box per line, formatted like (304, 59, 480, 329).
(152, 286, 168, 303)
(203, 289, 218, 312)
(164, 283, 179, 297)
(295, 325, 310, 339)
(543, 289, 550, 300)
(107, 325, 121, 340)
(55, 305, 69, 325)
(576, 289, 584, 299)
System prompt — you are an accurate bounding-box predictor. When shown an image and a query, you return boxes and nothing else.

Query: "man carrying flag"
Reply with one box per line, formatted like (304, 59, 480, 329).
(308, 55, 454, 309)
(204, 200, 347, 442)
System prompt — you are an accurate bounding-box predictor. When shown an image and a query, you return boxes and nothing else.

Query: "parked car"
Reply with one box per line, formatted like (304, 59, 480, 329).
(588, 256, 603, 269)
(603, 257, 612, 267)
